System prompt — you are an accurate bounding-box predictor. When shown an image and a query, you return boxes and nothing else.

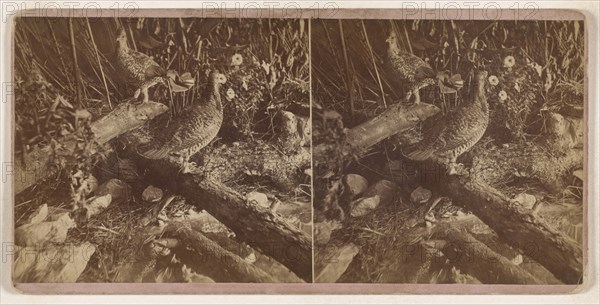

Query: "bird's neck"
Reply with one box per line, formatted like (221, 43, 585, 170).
(116, 41, 129, 54)
(208, 81, 222, 111)
(475, 81, 488, 112)
(388, 44, 402, 56)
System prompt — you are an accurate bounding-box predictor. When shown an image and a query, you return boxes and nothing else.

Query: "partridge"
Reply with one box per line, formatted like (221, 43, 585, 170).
(115, 28, 167, 103)
(139, 72, 227, 173)
(386, 31, 437, 104)
(402, 71, 489, 174)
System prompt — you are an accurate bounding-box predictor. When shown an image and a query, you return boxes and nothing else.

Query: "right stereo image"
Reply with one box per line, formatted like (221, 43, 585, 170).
(311, 19, 584, 285)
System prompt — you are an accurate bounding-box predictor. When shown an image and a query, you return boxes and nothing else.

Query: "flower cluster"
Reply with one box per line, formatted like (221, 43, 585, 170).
(486, 55, 544, 141)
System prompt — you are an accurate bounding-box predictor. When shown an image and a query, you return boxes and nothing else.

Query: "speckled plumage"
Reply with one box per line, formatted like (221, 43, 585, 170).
(402, 71, 489, 173)
(115, 28, 166, 103)
(139, 72, 227, 173)
(386, 31, 436, 104)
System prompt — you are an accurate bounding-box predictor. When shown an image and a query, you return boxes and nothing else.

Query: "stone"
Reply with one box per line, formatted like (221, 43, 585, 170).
(512, 193, 537, 209)
(314, 220, 342, 245)
(25, 204, 48, 225)
(411, 186, 432, 204)
(364, 180, 397, 206)
(84, 194, 113, 218)
(573, 169, 583, 181)
(343, 174, 369, 198)
(246, 191, 270, 208)
(142, 185, 164, 203)
(13, 242, 96, 283)
(315, 243, 360, 283)
(94, 179, 131, 205)
(349, 195, 381, 217)
(15, 214, 76, 246)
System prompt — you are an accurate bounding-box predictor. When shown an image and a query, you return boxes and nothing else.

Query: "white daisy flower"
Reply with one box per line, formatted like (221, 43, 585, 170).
(503, 56, 516, 68)
(498, 90, 508, 101)
(230, 53, 243, 66)
(488, 75, 499, 86)
(226, 88, 236, 101)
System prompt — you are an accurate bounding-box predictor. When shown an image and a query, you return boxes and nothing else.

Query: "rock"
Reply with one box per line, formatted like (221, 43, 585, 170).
(142, 185, 164, 203)
(13, 242, 96, 283)
(349, 195, 381, 217)
(84, 194, 113, 218)
(363, 180, 397, 206)
(573, 169, 583, 181)
(315, 243, 360, 283)
(314, 220, 342, 245)
(15, 213, 76, 246)
(246, 191, 270, 208)
(511, 254, 524, 265)
(244, 252, 257, 264)
(181, 265, 215, 283)
(411, 186, 432, 204)
(512, 193, 537, 209)
(25, 204, 48, 225)
(94, 179, 131, 205)
(343, 174, 369, 198)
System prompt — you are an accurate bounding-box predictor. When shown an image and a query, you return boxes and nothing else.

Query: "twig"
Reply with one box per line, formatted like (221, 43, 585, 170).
(68, 18, 83, 109)
(402, 22, 413, 54)
(86, 18, 112, 109)
(89, 225, 121, 235)
(338, 20, 355, 121)
(361, 20, 387, 108)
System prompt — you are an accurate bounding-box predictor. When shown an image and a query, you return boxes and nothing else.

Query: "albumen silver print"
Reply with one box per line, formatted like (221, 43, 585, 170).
(3, 5, 590, 295)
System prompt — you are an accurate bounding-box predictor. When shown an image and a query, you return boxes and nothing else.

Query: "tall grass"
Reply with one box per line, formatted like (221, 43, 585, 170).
(14, 17, 309, 151)
(312, 20, 585, 139)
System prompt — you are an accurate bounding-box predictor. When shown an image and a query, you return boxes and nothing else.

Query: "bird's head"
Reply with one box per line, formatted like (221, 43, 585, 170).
(475, 70, 489, 83)
(385, 31, 399, 46)
(115, 27, 128, 46)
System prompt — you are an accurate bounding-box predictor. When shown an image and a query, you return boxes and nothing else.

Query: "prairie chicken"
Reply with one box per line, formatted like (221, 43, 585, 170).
(139, 72, 227, 174)
(115, 28, 167, 103)
(402, 71, 489, 175)
(386, 31, 437, 104)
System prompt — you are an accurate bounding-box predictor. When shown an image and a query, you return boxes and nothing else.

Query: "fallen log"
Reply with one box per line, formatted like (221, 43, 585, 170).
(13, 102, 168, 194)
(430, 176, 583, 284)
(433, 226, 542, 284)
(135, 161, 312, 282)
(164, 221, 279, 283)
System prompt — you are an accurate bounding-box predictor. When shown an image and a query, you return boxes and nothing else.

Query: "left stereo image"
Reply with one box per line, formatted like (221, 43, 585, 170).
(12, 17, 312, 283)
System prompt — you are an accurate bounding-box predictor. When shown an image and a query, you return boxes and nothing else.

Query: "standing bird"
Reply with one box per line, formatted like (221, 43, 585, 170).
(386, 31, 437, 104)
(115, 28, 167, 104)
(402, 71, 489, 175)
(139, 72, 227, 174)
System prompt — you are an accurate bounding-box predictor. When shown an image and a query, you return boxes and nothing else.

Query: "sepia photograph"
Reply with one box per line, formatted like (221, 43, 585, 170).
(3, 5, 594, 297)
(12, 16, 312, 284)
(312, 19, 584, 284)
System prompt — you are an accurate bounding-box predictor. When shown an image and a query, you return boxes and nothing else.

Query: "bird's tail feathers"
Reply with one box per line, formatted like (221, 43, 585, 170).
(402, 143, 434, 161)
(137, 143, 170, 160)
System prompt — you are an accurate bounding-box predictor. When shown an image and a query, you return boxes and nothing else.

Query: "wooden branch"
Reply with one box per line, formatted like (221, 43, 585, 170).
(14, 102, 168, 194)
(429, 176, 582, 284)
(346, 103, 440, 153)
(164, 221, 279, 283)
(136, 160, 313, 282)
(314, 102, 440, 159)
(433, 226, 542, 284)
